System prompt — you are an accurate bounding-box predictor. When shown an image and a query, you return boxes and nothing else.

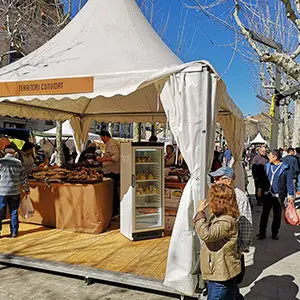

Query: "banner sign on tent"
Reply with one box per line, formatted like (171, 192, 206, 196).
(0, 77, 94, 97)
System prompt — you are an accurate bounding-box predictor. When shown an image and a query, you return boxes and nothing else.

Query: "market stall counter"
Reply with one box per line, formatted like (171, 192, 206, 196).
(22, 178, 114, 234)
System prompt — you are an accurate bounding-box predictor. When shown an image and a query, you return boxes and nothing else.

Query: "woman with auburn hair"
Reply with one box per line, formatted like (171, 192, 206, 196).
(193, 184, 243, 300)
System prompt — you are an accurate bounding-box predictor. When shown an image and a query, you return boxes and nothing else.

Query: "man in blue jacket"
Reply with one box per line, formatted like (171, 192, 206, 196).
(282, 147, 299, 183)
(256, 149, 295, 240)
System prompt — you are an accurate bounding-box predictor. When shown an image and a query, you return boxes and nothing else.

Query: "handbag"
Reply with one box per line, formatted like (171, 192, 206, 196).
(285, 202, 300, 226)
(20, 194, 35, 219)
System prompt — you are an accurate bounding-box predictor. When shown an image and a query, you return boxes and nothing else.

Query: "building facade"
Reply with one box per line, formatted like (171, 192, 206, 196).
(0, 0, 67, 132)
(244, 114, 270, 144)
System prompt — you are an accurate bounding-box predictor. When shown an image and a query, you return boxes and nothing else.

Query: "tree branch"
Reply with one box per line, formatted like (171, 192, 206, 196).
(233, 0, 263, 56)
(280, 0, 298, 24)
(260, 52, 300, 81)
(280, 0, 300, 58)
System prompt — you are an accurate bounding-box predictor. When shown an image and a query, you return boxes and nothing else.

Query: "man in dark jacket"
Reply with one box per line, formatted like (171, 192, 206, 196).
(282, 147, 299, 182)
(295, 147, 300, 194)
(252, 146, 269, 205)
(256, 149, 295, 240)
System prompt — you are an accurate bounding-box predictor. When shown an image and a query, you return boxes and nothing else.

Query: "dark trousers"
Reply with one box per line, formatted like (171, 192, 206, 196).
(0, 195, 21, 235)
(254, 179, 262, 204)
(105, 173, 120, 217)
(259, 193, 282, 236)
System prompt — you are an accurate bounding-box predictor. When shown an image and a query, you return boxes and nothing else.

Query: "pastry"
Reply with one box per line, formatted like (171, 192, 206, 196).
(147, 173, 154, 180)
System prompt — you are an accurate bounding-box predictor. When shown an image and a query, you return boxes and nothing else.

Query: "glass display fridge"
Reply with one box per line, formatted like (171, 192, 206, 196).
(120, 142, 164, 241)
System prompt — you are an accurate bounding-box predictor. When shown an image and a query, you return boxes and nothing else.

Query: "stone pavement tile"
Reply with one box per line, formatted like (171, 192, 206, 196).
(278, 285, 299, 300)
(245, 297, 277, 300)
(244, 280, 279, 299)
(0, 265, 173, 300)
(243, 173, 300, 299)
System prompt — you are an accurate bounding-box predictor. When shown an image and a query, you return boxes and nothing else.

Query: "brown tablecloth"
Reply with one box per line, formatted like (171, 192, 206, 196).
(22, 178, 113, 234)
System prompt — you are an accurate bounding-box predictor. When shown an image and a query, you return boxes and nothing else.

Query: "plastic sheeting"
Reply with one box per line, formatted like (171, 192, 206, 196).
(160, 65, 226, 295)
(218, 109, 246, 192)
(69, 117, 93, 157)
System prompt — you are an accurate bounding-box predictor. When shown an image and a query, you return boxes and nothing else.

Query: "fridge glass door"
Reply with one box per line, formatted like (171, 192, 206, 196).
(134, 147, 163, 231)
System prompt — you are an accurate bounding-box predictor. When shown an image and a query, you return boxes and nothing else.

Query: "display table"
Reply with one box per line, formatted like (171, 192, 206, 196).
(22, 178, 114, 234)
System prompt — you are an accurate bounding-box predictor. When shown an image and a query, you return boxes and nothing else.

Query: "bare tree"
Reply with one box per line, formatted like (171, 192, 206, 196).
(0, 0, 72, 66)
(184, 0, 300, 146)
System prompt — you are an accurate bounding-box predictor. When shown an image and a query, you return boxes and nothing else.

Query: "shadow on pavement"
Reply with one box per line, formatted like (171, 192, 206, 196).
(241, 191, 300, 295)
(245, 275, 299, 300)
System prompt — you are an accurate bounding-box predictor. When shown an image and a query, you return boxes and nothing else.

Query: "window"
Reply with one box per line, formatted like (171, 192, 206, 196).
(112, 123, 120, 137)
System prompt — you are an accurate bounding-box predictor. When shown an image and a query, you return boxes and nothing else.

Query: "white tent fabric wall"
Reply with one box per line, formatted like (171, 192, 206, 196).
(70, 117, 94, 156)
(160, 65, 226, 295)
(217, 98, 245, 192)
(40, 119, 99, 141)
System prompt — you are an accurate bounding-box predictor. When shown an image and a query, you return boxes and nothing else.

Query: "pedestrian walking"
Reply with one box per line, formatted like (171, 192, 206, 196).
(249, 147, 257, 170)
(282, 147, 299, 188)
(0, 145, 30, 238)
(256, 149, 295, 240)
(194, 184, 243, 300)
(252, 146, 269, 206)
(217, 146, 224, 165)
(223, 146, 232, 166)
(295, 147, 300, 195)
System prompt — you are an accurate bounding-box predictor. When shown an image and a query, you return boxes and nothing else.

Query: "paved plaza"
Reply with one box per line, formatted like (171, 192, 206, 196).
(240, 176, 300, 300)
(0, 175, 299, 300)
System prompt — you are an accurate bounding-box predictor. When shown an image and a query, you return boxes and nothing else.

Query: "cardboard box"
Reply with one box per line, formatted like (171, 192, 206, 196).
(165, 223, 174, 232)
(165, 216, 176, 226)
(165, 198, 180, 208)
(165, 207, 178, 217)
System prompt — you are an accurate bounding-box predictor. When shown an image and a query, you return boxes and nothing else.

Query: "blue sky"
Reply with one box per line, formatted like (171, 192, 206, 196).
(70, 0, 259, 116)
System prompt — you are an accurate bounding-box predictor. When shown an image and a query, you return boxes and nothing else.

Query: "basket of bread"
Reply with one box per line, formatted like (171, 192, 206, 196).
(32, 167, 71, 183)
(65, 167, 103, 183)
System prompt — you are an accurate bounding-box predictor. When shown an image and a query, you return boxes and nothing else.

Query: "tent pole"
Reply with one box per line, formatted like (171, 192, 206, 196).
(133, 122, 139, 142)
(108, 123, 113, 136)
(56, 121, 64, 166)
(138, 123, 142, 142)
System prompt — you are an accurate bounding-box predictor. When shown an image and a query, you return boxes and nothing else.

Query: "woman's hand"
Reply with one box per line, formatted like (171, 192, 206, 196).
(198, 199, 209, 212)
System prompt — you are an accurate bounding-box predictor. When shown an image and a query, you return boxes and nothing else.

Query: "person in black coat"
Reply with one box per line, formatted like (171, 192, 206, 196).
(252, 146, 269, 205)
(256, 150, 295, 240)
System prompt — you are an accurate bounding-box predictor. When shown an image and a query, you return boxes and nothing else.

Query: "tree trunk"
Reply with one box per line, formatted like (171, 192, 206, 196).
(56, 121, 64, 166)
(277, 103, 284, 148)
(292, 98, 300, 147)
(283, 102, 290, 146)
(133, 122, 139, 142)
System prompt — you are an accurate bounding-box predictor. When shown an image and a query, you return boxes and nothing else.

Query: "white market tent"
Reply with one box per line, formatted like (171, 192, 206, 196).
(34, 120, 99, 141)
(250, 132, 268, 144)
(0, 0, 245, 296)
